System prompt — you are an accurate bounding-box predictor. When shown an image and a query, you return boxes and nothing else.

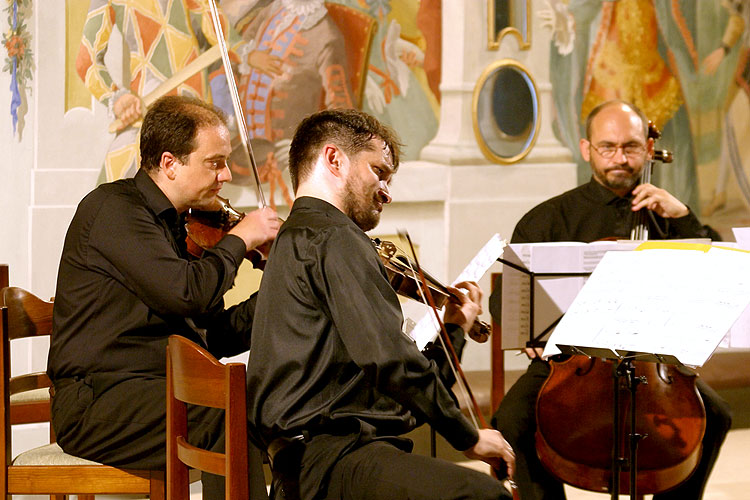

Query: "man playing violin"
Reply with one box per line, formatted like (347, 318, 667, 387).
(47, 95, 279, 500)
(246, 108, 515, 500)
(491, 100, 730, 500)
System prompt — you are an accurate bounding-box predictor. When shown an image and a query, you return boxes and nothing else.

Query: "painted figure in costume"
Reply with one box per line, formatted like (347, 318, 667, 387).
(544, 0, 732, 214)
(351, 0, 442, 160)
(702, 0, 750, 217)
(76, 0, 225, 182)
(210, 0, 353, 207)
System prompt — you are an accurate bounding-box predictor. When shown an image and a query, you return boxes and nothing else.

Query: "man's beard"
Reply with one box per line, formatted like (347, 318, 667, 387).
(594, 165, 640, 194)
(343, 177, 380, 232)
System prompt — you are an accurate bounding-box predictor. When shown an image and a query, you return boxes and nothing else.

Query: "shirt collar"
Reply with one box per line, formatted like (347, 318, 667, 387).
(583, 176, 632, 206)
(134, 168, 177, 219)
(292, 196, 359, 225)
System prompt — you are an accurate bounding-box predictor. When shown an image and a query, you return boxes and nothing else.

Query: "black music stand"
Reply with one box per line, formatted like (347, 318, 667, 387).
(498, 257, 590, 348)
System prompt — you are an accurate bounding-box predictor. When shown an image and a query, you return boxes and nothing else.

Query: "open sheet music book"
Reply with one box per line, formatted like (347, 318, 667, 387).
(541, 243, 750, 367)
(500, 241, 642, 350)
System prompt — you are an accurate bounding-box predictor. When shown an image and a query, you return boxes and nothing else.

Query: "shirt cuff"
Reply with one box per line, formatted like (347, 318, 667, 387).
(444, 415, 480, 451)
(444, 323, 468, 357)
(668, 209, 705, 236)
(215, 233, 247, 268)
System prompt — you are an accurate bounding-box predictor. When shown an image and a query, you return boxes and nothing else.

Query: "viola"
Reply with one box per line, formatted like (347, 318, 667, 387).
(373, 238, 490, 343)
(534, 122, 706, 496)
(185, 196, 270, 269)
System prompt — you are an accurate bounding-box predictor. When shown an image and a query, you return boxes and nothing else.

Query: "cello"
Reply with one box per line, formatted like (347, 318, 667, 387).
(533, 123, 707, 497)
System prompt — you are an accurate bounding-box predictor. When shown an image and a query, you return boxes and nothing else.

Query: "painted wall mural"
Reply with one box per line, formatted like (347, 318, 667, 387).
(543, 0, 750, 240)
(64, 0, 442, 209)
(3, 0, 32, 137)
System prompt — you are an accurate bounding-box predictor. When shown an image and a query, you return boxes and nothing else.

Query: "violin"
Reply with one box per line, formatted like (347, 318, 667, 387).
(373, 238, 490, 343)
(534, 122, 706, 496)
(185, 196, 270, 269)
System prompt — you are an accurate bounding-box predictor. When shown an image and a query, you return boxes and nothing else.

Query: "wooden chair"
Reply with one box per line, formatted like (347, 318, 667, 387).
(0, 265, 7, 297)
(0, 287, 165, 499)
(166, 335, 248, 500)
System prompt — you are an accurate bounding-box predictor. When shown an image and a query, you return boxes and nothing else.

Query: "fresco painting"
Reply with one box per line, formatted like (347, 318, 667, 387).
(63, 0, 441, 209)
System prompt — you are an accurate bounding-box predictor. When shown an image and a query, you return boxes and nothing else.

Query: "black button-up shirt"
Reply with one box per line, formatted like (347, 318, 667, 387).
(511, 178, 720, 243)
(247, 197, 475, 498)
(48, 169, 254, 381)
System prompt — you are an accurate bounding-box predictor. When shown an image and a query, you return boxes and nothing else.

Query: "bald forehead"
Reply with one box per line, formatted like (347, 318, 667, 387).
(589, 103, 646, 140)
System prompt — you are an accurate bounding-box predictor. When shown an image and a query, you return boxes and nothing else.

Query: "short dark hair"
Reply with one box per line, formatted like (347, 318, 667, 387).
(585, 99, 649, 140)
(288, 109, 402, 192)
(139, 95, 227, 172)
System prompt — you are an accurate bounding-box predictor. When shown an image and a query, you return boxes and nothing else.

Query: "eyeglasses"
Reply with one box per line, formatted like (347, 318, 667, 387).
(590, 143, 647, 159)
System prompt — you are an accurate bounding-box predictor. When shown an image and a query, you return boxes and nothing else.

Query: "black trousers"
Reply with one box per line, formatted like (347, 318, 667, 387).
(491, 358, 732, 500)
(272, 437, 512, 500)
(50, 374, 268, 500)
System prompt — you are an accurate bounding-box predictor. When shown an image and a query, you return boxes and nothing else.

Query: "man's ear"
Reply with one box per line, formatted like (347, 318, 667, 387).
(160, 152, 179, 180)
(579, 138, 591, 162)
(323, 144, 346, 178)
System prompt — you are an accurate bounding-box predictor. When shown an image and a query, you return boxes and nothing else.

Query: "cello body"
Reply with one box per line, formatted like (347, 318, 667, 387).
(535, 355, 706, 494)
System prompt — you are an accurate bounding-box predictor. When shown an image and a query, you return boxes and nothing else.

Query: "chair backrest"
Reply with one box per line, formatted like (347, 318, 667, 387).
(166, 335, 248, 500)
(0, 265, 8, 302)
(1, 286, 57, 491)
(324, 3, 377, 109)
(0, 287, 54, 429)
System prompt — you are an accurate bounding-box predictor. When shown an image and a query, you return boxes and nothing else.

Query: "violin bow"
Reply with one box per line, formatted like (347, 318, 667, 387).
(399, 231, 487, 429)
(400, 232, 519, 498)
(206, 0, 267, 209)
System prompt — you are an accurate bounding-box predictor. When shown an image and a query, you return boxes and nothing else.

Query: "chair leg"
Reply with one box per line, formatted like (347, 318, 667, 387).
(150, 471, 166, 500)
(76, 495, 93, 500)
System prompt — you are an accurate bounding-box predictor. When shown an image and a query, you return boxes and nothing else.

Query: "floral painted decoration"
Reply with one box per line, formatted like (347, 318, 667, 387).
(3, 0, 33, 135)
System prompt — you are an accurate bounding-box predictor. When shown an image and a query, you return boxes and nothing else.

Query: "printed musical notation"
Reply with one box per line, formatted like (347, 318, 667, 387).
(544, 245, 750, 367)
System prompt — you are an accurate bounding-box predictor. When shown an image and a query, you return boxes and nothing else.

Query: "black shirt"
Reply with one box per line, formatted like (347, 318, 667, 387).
(511, 178, 720, 244)
(48, 169, 254, 381)
(246, 197, 476, 498)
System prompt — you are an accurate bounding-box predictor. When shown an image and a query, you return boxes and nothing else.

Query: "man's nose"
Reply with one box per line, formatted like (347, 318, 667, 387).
(218, 162, 232, 183)
(378, 181, 392, 204)
(612, 146, 629, 163)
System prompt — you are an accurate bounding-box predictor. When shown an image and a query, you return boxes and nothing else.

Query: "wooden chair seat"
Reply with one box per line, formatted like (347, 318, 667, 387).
(1, 287, 165, 499)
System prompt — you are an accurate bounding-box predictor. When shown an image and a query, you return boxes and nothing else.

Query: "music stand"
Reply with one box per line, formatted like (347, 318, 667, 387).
(545, 245, 748, 498)
(498, 257, 590, 348)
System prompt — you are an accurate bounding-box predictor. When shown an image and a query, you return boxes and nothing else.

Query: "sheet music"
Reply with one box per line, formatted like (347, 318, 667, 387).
(543, 246, 750, 366)
(500, 241, 640, 349)
(733, 227, 750, 250)
(408, 234, 507, 350)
